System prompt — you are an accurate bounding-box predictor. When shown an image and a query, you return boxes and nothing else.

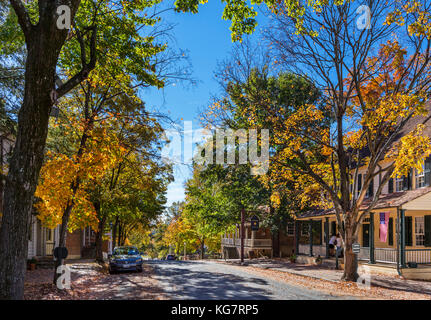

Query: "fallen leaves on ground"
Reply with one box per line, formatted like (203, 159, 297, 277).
(232, 264, 431, 300)
(24, 263, 166, 300)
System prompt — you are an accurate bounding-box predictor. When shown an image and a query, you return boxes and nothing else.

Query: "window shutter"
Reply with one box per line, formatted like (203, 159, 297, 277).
(388, 178, 394, 193)
(368, 178, 374, 198)
(402, 171, 412, 191)
(324, 221, 328, 243)
(388, 218, 393, 246)
(402, 175, 408, 191)
(314, 221, 322, 245)
(425, 157, 431, 187)
(425, 216, 431, 247)
(408, 169, 413, 190)
(357, 174, 362, 196)
(406, 216, 413, 246)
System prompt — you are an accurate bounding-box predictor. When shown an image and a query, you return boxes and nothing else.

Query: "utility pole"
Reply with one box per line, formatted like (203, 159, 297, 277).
(240, 208, 245, 264)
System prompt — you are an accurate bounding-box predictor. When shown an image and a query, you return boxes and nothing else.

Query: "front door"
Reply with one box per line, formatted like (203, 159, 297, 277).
(45, 228, 55, 256)
(272, 232, 280, 257)
(362, 224, 370, 247)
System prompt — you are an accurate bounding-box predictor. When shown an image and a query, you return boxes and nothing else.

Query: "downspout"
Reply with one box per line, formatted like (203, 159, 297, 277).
(396, 207, 403, 277)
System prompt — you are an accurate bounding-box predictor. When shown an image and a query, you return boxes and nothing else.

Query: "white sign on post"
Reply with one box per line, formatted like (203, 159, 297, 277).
(352, 243, 361, 254)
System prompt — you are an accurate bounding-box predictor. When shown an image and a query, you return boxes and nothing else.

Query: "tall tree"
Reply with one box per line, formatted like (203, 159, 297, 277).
(0, 0, 185, 299)
(256, 1, 431, 281)
(204, 63, 321, 229)
(0, 0, 91, 299)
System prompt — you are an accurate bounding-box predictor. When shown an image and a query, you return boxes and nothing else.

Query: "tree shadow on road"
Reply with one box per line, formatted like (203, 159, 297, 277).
(150, 261, 273, 300)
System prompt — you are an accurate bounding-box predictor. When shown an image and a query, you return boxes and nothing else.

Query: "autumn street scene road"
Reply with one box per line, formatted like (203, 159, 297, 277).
(23, 259, 431, 300)
(4, 1, 431, 303)
(150, 260, 348, 300)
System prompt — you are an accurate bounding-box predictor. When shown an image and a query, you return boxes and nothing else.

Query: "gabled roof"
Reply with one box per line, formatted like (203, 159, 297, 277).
(350, 102, 431, 167)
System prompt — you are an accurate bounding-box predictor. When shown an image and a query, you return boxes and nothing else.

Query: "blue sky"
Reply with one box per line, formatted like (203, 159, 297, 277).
(144, 2, 268, 207)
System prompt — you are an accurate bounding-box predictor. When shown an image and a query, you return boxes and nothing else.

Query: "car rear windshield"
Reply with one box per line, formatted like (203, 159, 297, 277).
(114, 248, 139, 255)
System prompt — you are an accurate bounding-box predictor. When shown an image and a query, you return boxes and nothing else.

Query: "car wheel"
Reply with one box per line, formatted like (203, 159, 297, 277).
(137, 267, 143, 273)
(109, 267, 115, 275)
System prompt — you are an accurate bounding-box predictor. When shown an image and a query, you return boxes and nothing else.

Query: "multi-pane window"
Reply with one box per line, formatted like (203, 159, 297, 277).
(396, 177, 404, 192)
(286, 222, 295, 236)
(416, 165, 426, 189)
(415, 217, 425, 246)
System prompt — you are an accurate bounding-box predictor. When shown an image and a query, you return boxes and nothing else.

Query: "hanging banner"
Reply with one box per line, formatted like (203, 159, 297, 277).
(379, 212, 390, 242)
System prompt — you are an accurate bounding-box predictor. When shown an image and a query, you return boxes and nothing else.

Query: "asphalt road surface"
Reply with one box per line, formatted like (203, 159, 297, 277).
(149, 260, 353, 300)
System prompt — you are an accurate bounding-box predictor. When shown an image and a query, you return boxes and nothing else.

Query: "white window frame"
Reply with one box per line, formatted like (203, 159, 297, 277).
(416, 164, 426, 189)
(395, 176, 404, 192)
(415, 216, 425, 247)
(286, 222, 294, 236)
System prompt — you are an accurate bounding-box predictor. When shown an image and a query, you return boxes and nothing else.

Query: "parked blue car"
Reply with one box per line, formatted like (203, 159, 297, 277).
(166, 254, 176, 261)
(108, 246, 143, 274)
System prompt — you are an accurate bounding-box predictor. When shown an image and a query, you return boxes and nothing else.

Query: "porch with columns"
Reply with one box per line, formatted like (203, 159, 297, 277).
(221, 223, 273, 259)
(295, 209, 431, 268)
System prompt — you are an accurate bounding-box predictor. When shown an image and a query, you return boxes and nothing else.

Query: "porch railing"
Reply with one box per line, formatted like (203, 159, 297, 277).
(358, 247, 397, 264)
(298, 244, 326, 257)
(358, 247, 431, 265)
(298, 244, 309, 255)
(312, 245, 326, 257)
(221, 238, 236, 246)
(246, 239, 272, 248)
(374, 248, 397, 264)
(406, 249, 431, 264)
(358, 247, 370, 261)
(221, 238, 272, 248)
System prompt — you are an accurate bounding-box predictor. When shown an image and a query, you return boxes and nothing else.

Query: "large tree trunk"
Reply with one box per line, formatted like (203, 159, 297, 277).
(118, 223, 125, 246)
(0, 1, 84, 299)
(53, 202, 74, 285)
(0, 34, 64, 300)
(342, 224, 359, 282)
(95, 220, 106, 262)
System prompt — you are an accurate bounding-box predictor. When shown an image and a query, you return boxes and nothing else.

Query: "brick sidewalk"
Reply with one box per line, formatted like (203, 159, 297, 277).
(220, 258, 431, 297)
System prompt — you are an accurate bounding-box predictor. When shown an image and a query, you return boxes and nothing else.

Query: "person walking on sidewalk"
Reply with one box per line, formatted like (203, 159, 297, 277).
(335, 233, 343, 258)
(329, 234, 337, 256)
